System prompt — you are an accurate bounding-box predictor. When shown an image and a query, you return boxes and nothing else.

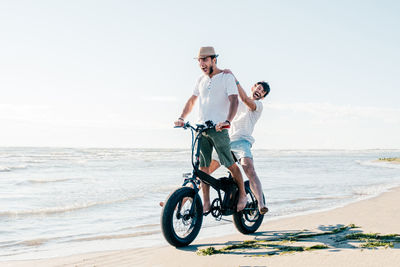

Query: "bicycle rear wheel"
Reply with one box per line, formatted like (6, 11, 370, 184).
(161, 187, 203, 247)
(233, 180, 264, 234)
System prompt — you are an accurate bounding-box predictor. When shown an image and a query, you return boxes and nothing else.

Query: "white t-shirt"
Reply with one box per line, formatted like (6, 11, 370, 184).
(229, 100, 263, 144)
(193, 73, 238, 124)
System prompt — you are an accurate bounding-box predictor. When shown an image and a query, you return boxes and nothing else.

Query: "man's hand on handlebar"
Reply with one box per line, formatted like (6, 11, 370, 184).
(174, 118, 185, 127)
(215, 121, 230, 132)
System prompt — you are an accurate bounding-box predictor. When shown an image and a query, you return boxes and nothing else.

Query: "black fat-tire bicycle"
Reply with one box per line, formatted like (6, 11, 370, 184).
(161, 121, 264, 247)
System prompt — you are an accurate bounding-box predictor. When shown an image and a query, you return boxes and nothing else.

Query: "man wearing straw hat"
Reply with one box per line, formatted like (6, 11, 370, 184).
(174, 46, 248, 213)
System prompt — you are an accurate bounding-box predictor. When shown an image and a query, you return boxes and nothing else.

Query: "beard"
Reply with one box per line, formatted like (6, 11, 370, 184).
(253, 91, 263, 100)
(208, 66, 214, 75)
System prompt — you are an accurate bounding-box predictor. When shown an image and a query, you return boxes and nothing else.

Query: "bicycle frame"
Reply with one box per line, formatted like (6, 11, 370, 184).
(179, 121, 238, 217)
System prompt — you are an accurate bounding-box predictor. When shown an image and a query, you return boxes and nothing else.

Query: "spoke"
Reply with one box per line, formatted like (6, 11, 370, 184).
(176, 199, 183, 217)
(243, 190, 259, 226)
(173, 198, 196, 238)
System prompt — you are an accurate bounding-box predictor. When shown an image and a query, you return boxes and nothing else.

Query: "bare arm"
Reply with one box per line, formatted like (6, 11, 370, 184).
(179, 95, 198, 119)
(222, 69, 257, 111)
(226, 94, 239, 122)
(215, 94, 238, 131)
(237, 82, 257, 111)
(174, 95, 198, 126)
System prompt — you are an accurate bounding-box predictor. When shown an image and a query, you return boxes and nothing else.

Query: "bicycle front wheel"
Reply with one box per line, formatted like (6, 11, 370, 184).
(161, 187, 203, 247)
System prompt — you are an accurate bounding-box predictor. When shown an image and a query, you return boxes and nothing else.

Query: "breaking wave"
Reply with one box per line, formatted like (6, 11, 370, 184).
(17, 178, 73, 185)
(0, 165, 28, 172)
(0, 195, 140, 218)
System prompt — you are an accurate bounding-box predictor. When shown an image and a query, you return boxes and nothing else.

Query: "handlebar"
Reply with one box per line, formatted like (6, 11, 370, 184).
(174, 120, 230, 169)
(174, 121, 230, 132)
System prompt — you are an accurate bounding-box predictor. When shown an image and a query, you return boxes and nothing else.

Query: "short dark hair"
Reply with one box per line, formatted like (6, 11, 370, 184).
(210, 55, 217, 64)
(256, 81, 270, 97)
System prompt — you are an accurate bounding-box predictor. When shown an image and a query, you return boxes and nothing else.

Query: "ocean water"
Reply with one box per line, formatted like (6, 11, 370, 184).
(1, 147, 400, 260)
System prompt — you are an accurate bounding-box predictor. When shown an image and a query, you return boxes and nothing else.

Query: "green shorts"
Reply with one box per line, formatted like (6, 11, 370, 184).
(199, 128, 234, 168)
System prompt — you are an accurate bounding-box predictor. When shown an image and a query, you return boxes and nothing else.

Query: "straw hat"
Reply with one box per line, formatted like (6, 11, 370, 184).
(195, 46, 219, 59)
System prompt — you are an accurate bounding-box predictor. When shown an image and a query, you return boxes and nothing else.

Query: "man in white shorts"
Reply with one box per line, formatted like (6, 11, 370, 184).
(209, 70, 270, 214)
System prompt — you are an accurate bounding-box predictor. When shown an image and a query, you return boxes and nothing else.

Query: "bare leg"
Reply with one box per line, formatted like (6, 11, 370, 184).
(227, 163, 247, 212)
(209, 160, 221, 174)
(200, 160, 221, 213)
(199, 166, 211, 213)
(240, 157, 268, 214)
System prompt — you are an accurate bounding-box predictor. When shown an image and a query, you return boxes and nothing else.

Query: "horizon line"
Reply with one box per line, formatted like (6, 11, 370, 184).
(0, 146, 399, 151)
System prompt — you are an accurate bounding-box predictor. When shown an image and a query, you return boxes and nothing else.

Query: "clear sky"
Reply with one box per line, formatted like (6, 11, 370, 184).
(1, 0, 399, 149)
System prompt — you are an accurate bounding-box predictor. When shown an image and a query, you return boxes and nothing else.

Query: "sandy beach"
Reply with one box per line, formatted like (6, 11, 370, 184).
(3, 185, 400, 267)
(377, 158, 400, 164)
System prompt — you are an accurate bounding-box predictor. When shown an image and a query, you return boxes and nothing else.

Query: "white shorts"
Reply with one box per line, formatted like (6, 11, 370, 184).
(212, 139, 253, 163)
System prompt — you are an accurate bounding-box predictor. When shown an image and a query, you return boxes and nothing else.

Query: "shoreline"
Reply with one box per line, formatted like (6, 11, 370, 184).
(3, 185, 400, 267)
(3, 180, 397, 262)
